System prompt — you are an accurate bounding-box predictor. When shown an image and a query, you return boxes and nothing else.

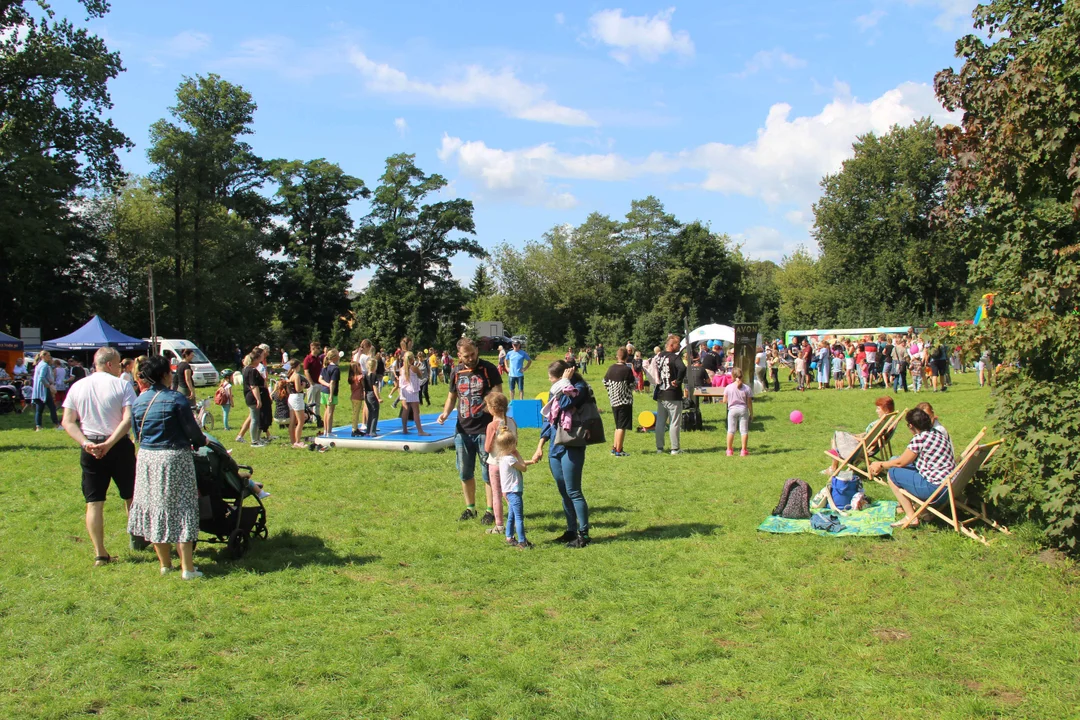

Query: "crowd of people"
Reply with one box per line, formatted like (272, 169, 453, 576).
(10, 325, 991, 573)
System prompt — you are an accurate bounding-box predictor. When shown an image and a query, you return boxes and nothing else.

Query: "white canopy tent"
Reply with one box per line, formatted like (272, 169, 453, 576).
(680, 323, 735, 350)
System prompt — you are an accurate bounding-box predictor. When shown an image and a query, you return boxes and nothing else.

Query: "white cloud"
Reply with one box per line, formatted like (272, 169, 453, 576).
(901, 0, 976, 30)
(855, 9, 887, 31)
(438, 81, 959, 214)
(731, 226, 803, 262)
(737, 48, 807, 77)
(588, 7, 694, 64)
(347, 48, 596, 126)
(394, 117, 408, 136)
(555, 12, 566, 25)
(219, 36, 339, 79)
(164, 31, 210, 56)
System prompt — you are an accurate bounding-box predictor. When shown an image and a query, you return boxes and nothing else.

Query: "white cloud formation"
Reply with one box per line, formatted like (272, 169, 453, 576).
(164, 31, 210, 56)
(394, 117, 408, 136)
(902, 0, 976, 30)
(737, 48, 807, 77)
(555, 12, 566, 25)
(731, 226, 803, 262)
(438, 81, 960, 215)
(347, 48, 595, 126)
(588, 7, 694, 64)
(855, 9, 887, 31)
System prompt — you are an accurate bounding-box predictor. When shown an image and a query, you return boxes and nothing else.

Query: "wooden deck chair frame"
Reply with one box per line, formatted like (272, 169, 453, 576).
(894, 431, 1009, 545)
(869, 409, 906, 462)
(826, 411, 897, 482)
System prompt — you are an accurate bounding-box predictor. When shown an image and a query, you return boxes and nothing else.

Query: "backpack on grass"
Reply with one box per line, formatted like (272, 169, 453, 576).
(772, 478, 812, 519)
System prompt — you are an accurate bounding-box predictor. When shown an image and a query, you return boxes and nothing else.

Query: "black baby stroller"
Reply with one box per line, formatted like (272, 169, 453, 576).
(192, 434, 268, 558)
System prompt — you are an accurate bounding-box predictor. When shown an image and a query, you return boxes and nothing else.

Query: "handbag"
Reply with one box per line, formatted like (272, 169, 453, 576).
(553, 386, 606, 447)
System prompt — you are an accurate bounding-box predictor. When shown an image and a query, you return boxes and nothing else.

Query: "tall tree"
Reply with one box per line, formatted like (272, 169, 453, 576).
(621, 196, 680, 308)
(354, 154, 484, 347)
(269, 158, 368, 347)
(813, 119, 973, 324)
(0, 0, 131, 335)
(148, 73, 268, 342)
(468, 264, 496, 299)
(935, 0, 1080, 550)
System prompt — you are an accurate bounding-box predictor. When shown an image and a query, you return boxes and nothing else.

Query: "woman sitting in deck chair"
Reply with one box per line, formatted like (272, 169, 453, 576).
(869, 408, 955, 529)
(824, 396, 895, 476)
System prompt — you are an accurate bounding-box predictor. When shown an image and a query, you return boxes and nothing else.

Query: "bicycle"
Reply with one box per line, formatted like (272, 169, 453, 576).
(195, 397, 215, 431)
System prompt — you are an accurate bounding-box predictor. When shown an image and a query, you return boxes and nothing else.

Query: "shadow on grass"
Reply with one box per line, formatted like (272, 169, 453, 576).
(525, 505, 630, 520)
(604, 523, 723, 542)
(200, 531, 379, 574)
(0, 444, 70, 452)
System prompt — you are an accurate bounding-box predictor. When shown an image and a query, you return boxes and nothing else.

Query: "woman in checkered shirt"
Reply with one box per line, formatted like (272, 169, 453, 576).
(869, 408, 956, 528)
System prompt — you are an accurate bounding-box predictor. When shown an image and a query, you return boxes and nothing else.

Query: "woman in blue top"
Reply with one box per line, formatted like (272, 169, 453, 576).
(529, 360, 591, 548)
(31, 350, 59, 431)
(127, 355, 208, 580)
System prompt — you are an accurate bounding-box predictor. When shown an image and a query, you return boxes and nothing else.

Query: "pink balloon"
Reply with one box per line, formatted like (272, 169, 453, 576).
(789, 410, 804, 424)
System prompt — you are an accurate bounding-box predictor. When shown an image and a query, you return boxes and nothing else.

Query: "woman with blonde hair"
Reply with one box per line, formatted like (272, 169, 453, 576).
(31, 350, 59, 431)
(398, 351, 428, 435)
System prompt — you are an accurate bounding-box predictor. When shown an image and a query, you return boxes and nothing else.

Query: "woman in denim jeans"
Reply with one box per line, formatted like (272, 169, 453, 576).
(31, 351, 58, 430)
(530, 360, 591, 548)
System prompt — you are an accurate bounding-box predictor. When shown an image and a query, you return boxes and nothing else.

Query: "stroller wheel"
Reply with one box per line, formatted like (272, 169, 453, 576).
(226, 529, 249, 559)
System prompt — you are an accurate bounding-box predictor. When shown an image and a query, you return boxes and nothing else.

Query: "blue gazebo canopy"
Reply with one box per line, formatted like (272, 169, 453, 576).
(0, 330, 22, 352)
(42, 316, 147, 353)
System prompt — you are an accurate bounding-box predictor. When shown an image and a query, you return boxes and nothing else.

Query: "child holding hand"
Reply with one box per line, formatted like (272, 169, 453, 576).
(497, 428, 531, 549)
(483, 392, 517, 537)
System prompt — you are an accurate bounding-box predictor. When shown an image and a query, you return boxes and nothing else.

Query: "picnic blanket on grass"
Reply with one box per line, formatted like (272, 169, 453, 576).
(758, 500, 898, 537)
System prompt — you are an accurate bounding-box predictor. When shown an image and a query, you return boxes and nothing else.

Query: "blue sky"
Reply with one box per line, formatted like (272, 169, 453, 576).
(78, 0, 974, 285)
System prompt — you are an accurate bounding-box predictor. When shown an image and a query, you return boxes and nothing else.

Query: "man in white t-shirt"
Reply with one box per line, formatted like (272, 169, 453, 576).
(61, 346, 140, 565)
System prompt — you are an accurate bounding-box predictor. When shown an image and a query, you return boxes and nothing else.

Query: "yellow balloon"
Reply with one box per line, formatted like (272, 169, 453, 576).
(638, 410, 656, 429)
(535, 392, 550, 404)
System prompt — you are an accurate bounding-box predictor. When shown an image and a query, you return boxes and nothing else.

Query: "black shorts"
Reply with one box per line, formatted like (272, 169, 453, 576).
(930, 359, 945, 377)
(81, 436, 136, 503)
(612, 404, 633, 430)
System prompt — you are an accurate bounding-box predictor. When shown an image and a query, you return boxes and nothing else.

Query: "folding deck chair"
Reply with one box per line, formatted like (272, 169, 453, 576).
(870, 410, 905, 461)
(826, 411, 897, 482)
(892, 429, 1009, 545)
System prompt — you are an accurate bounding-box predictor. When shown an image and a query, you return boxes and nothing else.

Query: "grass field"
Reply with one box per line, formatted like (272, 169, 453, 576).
(1, 357, 1078, 719)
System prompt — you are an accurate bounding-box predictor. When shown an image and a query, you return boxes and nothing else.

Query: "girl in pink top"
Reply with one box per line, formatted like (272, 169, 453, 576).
(723, 367, 754, 456)
(398, 352, 428, 435)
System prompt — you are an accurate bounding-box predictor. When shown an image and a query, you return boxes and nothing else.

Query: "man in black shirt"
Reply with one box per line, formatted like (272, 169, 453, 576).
(653, 334, 687, 455)
(438, 338, 503, 523)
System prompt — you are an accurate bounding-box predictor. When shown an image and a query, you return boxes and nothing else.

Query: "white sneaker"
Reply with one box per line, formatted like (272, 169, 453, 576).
(181, 568, 203, 580)
(160, 566, 174, 576)
(257, 490, 270, 499)
(670, 449, 683, 455)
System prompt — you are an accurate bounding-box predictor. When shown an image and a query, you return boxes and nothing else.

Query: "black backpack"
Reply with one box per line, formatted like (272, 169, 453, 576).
(772, 478, 812, 519)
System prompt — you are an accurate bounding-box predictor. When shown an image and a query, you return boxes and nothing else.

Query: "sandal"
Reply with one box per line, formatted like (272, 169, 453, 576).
(93, 555, 112, 567)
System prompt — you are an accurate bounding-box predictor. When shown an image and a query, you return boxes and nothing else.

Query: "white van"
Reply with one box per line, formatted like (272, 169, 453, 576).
(148, 338, 220, 387)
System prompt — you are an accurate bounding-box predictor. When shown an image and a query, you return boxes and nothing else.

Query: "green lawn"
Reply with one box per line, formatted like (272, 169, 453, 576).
(1, 357, 1077, 719)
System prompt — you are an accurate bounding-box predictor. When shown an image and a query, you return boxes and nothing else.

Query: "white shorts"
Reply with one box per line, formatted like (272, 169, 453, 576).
(288, 393, 306, 412)
(727, 406, 750, 435)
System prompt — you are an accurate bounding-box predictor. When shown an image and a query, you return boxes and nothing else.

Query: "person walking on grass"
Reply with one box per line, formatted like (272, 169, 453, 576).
(723, 367, 753, 456)
(61, 347, 141, 566)
(287, 361, 308, 448)
(438, 338, 503, 523)
(653, 334, 687, 455)
(240, 348, 267, 446)
(603, 347, 634, 457)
